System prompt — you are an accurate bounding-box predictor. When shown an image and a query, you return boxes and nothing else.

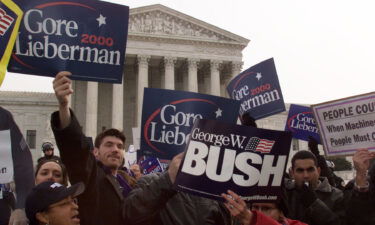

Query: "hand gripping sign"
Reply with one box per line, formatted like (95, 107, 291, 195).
(140, 88, 240, 160)
(174, 119, 292, 202)
(312, 92, 375, 156)
(226, 58, 286, 120)
(8, 0, 129, 83)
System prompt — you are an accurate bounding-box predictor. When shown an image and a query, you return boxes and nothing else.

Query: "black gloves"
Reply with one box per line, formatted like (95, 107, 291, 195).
(241, 113, 257, 128)
(308, 136, 319, 156)
(298, 182, 318, 207)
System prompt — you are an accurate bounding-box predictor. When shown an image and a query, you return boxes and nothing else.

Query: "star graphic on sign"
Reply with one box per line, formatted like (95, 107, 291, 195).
(215, 108, 223, 118)
(96, 14, 106, 27)
(255, 72, 262, 80)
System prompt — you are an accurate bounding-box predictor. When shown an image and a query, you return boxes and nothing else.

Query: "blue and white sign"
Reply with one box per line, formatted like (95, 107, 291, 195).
(226, 58, 285, 119)
(174, 119, 292, 202)
(285, 104, 320, 143)
(139, 157, 163, 175)
(140, 88, 240, 160)
(8, 0, 129, 83)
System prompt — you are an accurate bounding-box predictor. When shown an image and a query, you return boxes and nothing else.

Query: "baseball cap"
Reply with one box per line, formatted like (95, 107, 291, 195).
(25, 181, 85, 225)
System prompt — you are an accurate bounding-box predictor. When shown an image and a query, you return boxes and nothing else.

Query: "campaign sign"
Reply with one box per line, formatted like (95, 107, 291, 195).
(312, 92, 375, 156)
(139, 157, 164, 175)
(7, 0, 129, 83)
(226, 58, 286, 120)
(0, 0, 23, 86)
(140, 88, 240, 160)
(285, 104, 320, 143)
(174, 119, 292, 202)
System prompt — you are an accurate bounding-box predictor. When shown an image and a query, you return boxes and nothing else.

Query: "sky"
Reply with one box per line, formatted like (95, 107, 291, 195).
(1, 0, 374, 104)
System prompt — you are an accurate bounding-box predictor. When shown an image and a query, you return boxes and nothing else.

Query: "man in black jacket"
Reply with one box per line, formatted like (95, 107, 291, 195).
(286, 150, 345, 225)
(123, 153, 231, 225)
(51, 71, 135, 225)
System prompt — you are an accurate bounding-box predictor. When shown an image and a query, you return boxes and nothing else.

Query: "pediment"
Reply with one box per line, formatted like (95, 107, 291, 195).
(129, 4, 249, 47)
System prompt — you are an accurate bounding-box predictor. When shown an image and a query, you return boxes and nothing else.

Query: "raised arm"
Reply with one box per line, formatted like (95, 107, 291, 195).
(52, 71, 73, 129)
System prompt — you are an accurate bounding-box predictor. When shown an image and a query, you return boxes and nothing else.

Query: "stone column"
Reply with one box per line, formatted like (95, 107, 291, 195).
(210, 60, 222, 96)
(85, 81, 98, 138)
(164, 56, 176, 90)
(187, 58, 199, 92)
(136, 55, 150, 127)
(231, 61, 243, 78)
(112, 77, 123, 130)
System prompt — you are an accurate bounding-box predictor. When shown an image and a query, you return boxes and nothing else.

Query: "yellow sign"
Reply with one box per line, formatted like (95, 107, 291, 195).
(0, 0, 23, 87)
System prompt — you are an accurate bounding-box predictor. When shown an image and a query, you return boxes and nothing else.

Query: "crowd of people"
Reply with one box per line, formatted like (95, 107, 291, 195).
(0, 71, 374, 225)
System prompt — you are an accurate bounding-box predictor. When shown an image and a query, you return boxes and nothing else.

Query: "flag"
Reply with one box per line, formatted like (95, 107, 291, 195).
(245, 137, 275, 153)
(0, 0, 23, 87)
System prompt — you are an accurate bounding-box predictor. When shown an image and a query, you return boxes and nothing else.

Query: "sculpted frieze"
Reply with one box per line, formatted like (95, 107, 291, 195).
(129, 11, 234, 42)
(195, 46, 241, 56)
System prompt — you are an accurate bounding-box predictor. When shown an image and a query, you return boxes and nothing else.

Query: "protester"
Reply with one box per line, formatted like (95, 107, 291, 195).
(37, 142, 62, 164)
(123, 152, 231, 225)
(35, 159, 68, 186)
(51, 71, 135, 225)
(0, 107, 34, 225)
(25, 181, 84, 225)
(286, 150, 345, 225)
(344, 148, 375, 225)
(221, 190, 307, 225)
(129, 164, 143, 180)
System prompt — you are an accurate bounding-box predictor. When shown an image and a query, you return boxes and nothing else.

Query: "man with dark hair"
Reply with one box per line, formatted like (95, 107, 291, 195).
(51, 71, 135, 225)
(37, 142, 61, 164)
(286, 150, 345, 225)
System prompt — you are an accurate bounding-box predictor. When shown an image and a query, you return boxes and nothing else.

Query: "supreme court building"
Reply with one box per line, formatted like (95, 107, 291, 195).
(71, 4, 250, 143)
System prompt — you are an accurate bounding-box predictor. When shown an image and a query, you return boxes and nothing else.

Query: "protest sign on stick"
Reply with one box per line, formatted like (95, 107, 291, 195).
(226, 58, 286, 120)
(285, 104, 320, 143)
(140, 88, 240, 160)
(8, 0, 129, 83)
(174, 119, 292, 202)
(311, 92, 375, 156)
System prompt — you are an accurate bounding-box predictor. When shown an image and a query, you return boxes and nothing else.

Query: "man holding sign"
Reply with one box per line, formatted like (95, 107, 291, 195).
(123, 152, 231, 225)
(51, 72, 136, 225)
(285, 150, 345, 225)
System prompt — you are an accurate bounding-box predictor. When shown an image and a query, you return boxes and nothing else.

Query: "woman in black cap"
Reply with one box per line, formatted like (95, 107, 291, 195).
(25, 181, 84, 225)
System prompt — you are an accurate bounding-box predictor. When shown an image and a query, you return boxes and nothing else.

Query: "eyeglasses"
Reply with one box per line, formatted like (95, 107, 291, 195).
(251, 205, 277, 212)
(49, 198, 78, 209)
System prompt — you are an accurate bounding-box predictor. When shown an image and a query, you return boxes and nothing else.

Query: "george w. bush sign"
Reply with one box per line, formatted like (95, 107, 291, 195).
(8, 0, 129, 83)
(140, 88, 240, 160)
(174, 119, 292, 202)
(226, 58, 286, 120)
